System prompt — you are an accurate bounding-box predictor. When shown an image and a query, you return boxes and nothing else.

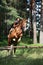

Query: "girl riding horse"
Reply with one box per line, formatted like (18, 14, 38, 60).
(8, 18, 27, 53)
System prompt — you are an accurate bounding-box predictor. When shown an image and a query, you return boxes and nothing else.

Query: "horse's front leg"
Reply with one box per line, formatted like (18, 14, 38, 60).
(18, 33, 23, 42)
(18, 37, 21, 42)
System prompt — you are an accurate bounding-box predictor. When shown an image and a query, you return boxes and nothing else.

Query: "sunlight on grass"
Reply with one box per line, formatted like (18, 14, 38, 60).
(26, 52, 41, 59)
(0, 50, 8, 57)
(22, 51, 39, 58)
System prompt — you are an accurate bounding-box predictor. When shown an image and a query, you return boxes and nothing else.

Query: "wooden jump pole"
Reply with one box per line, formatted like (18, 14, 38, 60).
(0, 45, 43, 55)
(0, 46, 43, 50)
(13, 46, 43, 48)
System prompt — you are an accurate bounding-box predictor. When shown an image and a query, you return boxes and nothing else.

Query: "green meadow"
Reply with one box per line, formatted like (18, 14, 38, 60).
(0, 39, 43, 65)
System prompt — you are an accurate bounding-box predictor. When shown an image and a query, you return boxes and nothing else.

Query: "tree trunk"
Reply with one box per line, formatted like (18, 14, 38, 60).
(33, 20, 37, 43)
(40, 0, 43, 44)
(32, 0, 37, 44)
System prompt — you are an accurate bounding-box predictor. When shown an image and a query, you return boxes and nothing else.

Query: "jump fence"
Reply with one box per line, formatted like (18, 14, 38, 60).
(0, 45, 43, 55)
(0, 45, 43, 50)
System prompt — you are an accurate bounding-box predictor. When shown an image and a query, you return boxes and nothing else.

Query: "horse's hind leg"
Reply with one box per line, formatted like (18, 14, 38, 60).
(14, 42, 17, 53)
(14, 48, 16, 53)
(8, 38, 11, 52)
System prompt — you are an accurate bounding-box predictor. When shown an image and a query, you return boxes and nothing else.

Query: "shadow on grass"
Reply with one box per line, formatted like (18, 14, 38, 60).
(0, 54, 43, 65)
(0, 48, 43, 65)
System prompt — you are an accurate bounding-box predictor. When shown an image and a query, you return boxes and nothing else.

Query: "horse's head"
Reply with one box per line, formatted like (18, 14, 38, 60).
(21, 19, 28, 32)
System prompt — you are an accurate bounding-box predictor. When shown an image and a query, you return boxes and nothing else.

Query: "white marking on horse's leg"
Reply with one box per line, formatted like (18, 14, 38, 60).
(18, 37, 21, 42)
(13, 38, 15, 41)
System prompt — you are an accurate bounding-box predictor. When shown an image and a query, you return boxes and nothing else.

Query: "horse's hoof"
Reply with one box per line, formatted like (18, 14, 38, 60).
(14, 54, 16, 57)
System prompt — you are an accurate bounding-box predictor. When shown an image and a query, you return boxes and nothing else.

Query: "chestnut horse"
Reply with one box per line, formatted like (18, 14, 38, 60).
(8, 18, 27, 53)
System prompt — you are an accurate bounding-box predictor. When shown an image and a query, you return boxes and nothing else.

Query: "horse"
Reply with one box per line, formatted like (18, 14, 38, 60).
(8, 18, 28, 53)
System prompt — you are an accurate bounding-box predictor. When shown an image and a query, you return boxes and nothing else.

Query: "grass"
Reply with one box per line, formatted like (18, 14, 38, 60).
(0, 48, 43, 65)
(0, 39, 43, 65)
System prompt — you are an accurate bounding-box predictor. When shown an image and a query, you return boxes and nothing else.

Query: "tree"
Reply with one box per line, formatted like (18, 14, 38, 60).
(0, 0, 21, 38)
(32, 0, 37, 43)
(40, 0, 43, 43)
